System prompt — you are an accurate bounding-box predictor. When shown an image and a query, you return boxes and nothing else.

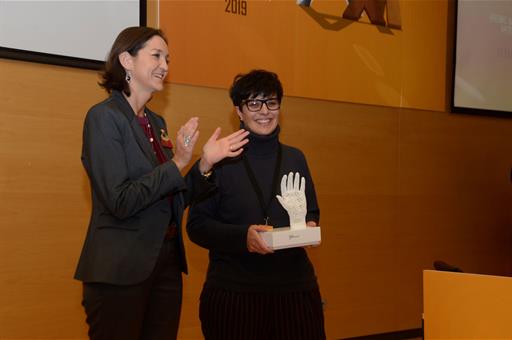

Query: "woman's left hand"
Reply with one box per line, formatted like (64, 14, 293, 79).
(304, 221, 319, 249)
(199, 128, 249, 173)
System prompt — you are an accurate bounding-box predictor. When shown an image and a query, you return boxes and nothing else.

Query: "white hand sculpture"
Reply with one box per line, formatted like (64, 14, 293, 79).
(276, 172, 307, 230)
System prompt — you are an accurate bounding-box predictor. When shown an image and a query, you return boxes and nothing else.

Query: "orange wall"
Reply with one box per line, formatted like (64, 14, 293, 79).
(1, 57, 512, 339)
(1, 1, 512, 338)
(161, 0, 449, 111)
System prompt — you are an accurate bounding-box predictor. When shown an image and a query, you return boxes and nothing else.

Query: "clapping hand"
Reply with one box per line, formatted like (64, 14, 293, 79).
(199, 128, 249, 173)
(172, 117, 200, 171)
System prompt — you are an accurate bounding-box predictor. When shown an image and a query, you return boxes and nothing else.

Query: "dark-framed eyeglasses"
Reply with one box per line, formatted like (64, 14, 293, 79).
(243, 98, 281, 112)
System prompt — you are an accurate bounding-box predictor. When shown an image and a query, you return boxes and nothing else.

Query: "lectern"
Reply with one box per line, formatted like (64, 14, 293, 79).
(423, 270, 512, 339)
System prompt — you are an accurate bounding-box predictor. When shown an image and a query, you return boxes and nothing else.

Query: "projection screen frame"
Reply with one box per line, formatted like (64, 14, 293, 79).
(450, 0, 512, 117)
(0, 0, 147, 70)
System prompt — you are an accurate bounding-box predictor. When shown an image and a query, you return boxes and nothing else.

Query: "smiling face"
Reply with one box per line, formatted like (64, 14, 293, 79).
(236, 94, 280, 136)
(123, 35, 169, 96)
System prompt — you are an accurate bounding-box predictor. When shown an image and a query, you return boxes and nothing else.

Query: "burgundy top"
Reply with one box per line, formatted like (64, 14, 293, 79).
(136, 114, 168, 164)
(137, 114, 175, 211)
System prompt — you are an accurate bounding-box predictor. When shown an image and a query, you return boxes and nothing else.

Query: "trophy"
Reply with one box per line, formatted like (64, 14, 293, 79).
(260, 172, 321, 250)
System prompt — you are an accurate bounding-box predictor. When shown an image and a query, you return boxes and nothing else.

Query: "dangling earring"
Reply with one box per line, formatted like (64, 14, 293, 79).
(125, 71, 132, 82)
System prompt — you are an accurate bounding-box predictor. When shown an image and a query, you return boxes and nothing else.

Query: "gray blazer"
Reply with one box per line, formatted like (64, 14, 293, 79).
(75, 91, 211, 285)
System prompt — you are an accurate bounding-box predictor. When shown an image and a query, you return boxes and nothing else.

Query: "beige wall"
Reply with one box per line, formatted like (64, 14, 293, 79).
(1, 55, 512, 339)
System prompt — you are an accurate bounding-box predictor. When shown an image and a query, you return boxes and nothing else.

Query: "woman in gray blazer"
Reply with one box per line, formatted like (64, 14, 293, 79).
(74, 26, 248, 340)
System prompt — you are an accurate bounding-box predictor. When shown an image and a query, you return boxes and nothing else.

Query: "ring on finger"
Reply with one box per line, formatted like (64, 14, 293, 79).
(184, 135, 191, 147)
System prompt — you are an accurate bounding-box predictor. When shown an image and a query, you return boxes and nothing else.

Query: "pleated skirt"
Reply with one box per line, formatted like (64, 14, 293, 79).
(199, 285, 326, 340)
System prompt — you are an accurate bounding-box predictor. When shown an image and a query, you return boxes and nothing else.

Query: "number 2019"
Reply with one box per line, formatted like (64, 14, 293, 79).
(225, 0, 247, 16)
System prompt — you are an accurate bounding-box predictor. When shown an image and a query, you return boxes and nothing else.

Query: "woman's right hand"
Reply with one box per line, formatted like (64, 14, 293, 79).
(247, 225, 274, 255)
(172, 117, 200, 171)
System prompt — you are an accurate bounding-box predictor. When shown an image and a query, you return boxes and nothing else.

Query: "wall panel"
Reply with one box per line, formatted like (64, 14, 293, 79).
(1, 53, 511, 339)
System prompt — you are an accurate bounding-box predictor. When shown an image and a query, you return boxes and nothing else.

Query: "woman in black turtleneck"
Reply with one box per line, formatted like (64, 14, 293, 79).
(187, 70, 326, 340)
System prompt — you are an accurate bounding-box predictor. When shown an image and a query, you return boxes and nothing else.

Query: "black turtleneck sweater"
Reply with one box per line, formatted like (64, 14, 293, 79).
(187, 126, 320, 292)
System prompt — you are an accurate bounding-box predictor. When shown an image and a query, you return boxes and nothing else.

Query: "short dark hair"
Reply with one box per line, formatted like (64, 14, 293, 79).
(99, 26, 167, 96)
(229, 69, 283, 109)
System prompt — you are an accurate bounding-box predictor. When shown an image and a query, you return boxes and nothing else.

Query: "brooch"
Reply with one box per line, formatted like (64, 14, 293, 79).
(160, 129, 173, 149)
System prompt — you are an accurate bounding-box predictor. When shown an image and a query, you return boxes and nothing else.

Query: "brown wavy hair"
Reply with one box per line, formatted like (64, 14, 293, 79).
(99, 26, 167, 96)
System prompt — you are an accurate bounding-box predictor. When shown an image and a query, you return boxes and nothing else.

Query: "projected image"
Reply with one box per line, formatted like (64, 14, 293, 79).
(296, 0, 401, 28)
(454, 0, 512, 114)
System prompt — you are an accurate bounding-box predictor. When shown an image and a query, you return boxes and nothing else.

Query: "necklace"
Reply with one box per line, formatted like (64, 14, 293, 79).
(137, 113, 155, 144)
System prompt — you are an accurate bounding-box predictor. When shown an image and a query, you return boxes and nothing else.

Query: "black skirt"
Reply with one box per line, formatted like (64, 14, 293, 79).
(199, 285, 326, 340)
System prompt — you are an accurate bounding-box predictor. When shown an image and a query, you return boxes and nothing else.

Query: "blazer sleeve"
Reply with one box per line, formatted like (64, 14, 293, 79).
(186, 167, 250, 254)
(82, 104, 187, 220)
(149, 112, 216, 209)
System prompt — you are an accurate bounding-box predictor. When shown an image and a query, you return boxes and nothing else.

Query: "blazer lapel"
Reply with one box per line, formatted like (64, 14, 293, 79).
(112, 91, 159, 166)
